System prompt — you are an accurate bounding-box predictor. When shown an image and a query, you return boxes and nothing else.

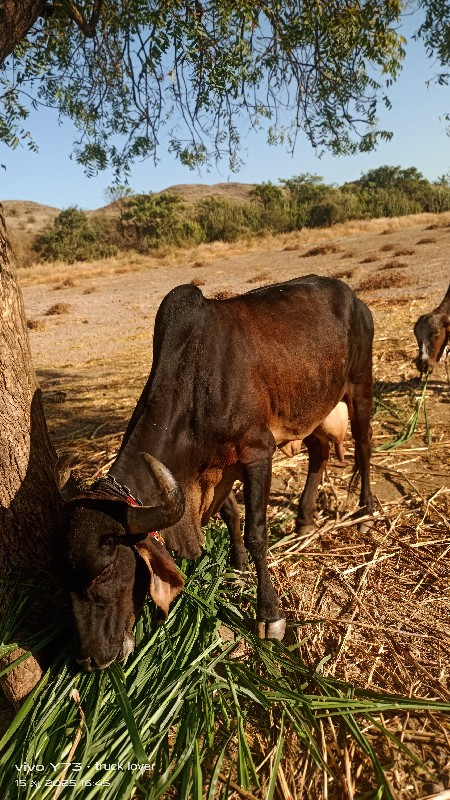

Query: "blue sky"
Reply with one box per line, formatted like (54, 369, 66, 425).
(1, 12, 449, 211)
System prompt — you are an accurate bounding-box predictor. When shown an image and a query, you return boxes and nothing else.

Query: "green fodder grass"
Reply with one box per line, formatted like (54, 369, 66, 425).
(373, 377, 431, 452)
(1, 524, 450, 800)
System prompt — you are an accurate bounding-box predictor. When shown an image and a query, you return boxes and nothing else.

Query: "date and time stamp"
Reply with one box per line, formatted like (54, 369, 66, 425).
(14, 761, 152, 789)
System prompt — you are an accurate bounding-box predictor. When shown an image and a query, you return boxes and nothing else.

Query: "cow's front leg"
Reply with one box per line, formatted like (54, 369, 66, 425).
(243, 459, 286, 641)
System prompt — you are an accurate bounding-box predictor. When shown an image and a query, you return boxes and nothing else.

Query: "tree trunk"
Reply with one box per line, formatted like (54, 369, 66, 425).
(0, 204, 60, 703)
(0, 0, 48, 65)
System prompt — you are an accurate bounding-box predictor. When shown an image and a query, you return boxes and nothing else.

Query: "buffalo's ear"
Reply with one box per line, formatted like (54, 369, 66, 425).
(443, 313, 450, 331)
(133, 537, 184, 620)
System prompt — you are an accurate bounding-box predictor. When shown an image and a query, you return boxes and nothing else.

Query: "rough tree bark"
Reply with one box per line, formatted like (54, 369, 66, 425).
(0, 0, 64, 705)
(0, 0, 48, 65)
(0, 205, 61, 704)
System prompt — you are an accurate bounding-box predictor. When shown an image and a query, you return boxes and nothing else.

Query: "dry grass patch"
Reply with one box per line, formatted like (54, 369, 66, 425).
(27, 318, 47, 331)
(331, 268, 355, 280)
(395, 248, 415, 256)
(283, 243, 302, 252)
(190, 277, 206, 286)
(358, 271, 412, 291)
(247, 271, 271, 283)
(83, 286, 97, 294)
(53, 278, 76, 290)
(45, 302, 72, 316)
(113, 265, 141, 275)
(416, 237, 437, 245)
(378, 260, 408, 271)
(379, 243, 396, 252)
(302, 243, 344, 257)
(360, 254, 379, 263)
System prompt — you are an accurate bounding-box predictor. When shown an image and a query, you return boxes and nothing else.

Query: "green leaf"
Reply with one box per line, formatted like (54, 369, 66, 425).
(108, 663, 147, 764)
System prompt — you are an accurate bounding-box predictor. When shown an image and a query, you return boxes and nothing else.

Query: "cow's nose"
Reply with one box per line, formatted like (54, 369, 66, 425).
(416, 356, 429, 374)
(76, 654, 115, 671)
(76, 655, 97, 672)
(121, 631, 135, 660)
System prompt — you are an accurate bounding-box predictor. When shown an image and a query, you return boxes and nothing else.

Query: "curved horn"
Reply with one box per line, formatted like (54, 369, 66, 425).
(54, 453, 85, 503)
(126, 454, 184, 535)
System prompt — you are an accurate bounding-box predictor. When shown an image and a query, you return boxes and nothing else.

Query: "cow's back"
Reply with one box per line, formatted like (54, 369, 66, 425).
(198, 275, 373, 442)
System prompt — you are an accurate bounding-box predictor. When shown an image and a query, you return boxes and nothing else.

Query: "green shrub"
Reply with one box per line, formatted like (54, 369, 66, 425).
(308, 189, 366, 227)
(195, 196, 260, 242)
(123, 192, 204, 251)
(362, 188, 422, 218)
(419, 185, 450, 213)
(251, 182, 294, 233)
(37, 207, 117, 263)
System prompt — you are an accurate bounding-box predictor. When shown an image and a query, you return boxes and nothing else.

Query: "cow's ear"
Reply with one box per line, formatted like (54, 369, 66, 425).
(133, 537, 184, 620)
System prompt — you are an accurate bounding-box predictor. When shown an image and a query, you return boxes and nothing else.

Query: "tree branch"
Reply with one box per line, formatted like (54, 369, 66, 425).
(66, 0, 102, 38)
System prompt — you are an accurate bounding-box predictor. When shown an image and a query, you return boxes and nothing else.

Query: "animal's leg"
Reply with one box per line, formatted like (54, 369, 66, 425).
(242, 459, 286, 640)
(220, 492, 248, 572)
(345, 384, 374, 528)
(295, 434, 329, 534)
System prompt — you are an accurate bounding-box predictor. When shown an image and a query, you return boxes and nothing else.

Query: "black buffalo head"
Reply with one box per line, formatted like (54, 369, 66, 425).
(56, 453, 185, 671)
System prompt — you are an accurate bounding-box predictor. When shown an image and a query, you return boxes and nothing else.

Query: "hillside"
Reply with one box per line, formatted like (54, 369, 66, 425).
(160, 181, 255, 203)
(1, 200, 60, 267)
(1, 184, 257, 265)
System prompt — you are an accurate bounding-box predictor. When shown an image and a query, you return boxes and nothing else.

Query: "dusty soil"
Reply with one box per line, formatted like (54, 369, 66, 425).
(16, 211, 450, 798)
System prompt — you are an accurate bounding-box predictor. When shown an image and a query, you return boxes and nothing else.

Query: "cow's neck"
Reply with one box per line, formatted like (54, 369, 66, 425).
(108, 387, 197, 506)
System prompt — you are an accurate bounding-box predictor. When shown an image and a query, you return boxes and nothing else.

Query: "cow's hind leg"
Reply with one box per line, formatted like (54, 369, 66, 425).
(242, 458, 286, 641)
(295, 434, 330, 534)
(220, 492, 249, 572)
(345, 383, 374, 529)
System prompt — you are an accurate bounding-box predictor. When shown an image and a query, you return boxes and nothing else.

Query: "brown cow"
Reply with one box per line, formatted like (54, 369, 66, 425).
(57, 275, 374, 670)
(414, 283, 450, 375)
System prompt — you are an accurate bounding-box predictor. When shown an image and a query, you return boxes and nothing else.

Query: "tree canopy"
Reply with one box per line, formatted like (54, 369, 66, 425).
(0, 2, 448, 175)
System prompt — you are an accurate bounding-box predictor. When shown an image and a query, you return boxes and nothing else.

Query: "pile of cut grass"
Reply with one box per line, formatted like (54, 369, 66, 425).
(1, 524, 449, 800)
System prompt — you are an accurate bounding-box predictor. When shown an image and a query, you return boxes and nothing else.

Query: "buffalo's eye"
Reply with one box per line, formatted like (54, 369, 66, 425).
(100, 534, 119, 549)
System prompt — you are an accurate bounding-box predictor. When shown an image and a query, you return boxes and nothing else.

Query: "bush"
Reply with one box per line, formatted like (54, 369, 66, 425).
(37, 207, 117, 263)
(195, 197, 260, 242)
(123, 192, 204, 251)
(308, 189, 366, 227)
(362, 189, 422, 218)
(251, 183, 294, 233)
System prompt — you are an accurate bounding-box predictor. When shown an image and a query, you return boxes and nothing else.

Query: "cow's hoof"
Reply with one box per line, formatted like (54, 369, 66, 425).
(295, 522, 317, 536)
(358, 517, 375, 534)
(257, 617, 286, 641)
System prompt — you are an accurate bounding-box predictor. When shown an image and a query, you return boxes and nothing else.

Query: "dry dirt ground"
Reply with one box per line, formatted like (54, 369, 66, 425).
(15, 211, 450, 798)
